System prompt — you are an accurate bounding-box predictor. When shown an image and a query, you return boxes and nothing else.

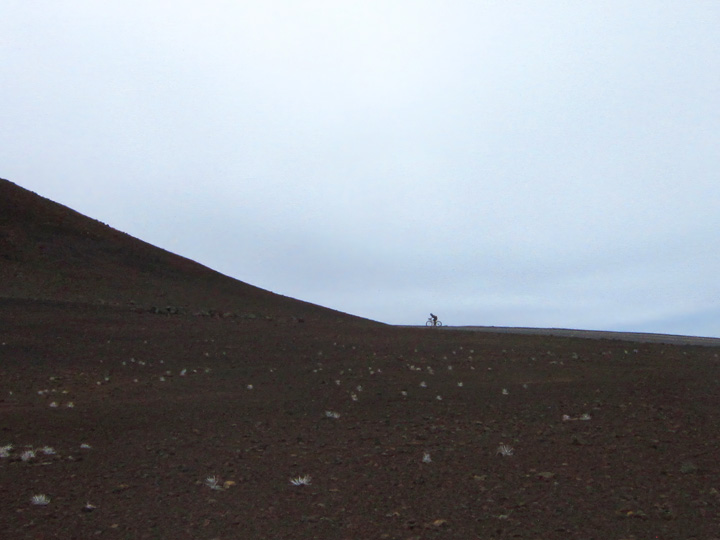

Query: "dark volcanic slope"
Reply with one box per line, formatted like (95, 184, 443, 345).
(0, 178, 372, 324)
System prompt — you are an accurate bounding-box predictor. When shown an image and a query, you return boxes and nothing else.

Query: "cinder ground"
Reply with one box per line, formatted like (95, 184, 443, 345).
(2, 178, 720, 539)
(436, 326, 720, 347)
(3, 300, 720, 539)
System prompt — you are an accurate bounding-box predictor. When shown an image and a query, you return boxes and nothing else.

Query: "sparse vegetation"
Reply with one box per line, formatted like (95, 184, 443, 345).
(289, 475, 312, 486)
(31, 494, 50, 506)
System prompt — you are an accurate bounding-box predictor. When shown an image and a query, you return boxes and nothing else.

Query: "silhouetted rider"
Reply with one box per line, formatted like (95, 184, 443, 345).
(430, 313, 438, 326)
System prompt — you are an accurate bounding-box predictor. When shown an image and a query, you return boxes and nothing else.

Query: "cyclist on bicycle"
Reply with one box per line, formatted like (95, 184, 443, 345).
(430, 313, 438, 326)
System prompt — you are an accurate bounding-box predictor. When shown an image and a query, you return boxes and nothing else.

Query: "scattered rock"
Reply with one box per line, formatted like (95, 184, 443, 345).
(571, 435, 590, 446)
(149, 305, 184, 315)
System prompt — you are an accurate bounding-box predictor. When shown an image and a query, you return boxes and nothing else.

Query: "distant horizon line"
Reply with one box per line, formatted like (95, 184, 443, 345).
(394, 324, 720, 346)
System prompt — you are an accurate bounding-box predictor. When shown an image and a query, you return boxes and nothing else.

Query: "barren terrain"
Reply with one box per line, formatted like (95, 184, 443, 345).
(2, 178, 720, 539)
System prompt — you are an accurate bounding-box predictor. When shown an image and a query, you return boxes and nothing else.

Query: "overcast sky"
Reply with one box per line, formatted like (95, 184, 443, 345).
(3, 1, 720, 336)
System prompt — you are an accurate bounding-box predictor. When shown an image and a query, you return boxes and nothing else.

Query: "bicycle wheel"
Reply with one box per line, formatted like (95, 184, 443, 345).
(425, 319, 434, 327)
(436, 321, 443, 327)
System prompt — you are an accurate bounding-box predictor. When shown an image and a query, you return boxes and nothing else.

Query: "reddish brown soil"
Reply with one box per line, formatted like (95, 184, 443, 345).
(2, 178, 720, 539)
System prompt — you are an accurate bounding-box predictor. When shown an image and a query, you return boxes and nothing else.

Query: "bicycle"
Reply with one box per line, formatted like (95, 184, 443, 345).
(425, 317, 442, 327)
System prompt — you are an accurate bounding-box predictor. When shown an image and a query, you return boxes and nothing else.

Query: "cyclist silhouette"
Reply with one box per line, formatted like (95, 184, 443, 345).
(430, 313, 438, 325)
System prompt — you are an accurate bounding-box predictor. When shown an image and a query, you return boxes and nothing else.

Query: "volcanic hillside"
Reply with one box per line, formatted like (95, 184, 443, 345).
(0, 178, 370, 324)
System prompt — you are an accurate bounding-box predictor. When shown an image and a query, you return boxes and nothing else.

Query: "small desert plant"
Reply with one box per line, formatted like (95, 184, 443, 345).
(289, 475, 312, 486)
(31, 494, 50, 505)
(496, 444, 514, 456)
(205, 475, 223, 490)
